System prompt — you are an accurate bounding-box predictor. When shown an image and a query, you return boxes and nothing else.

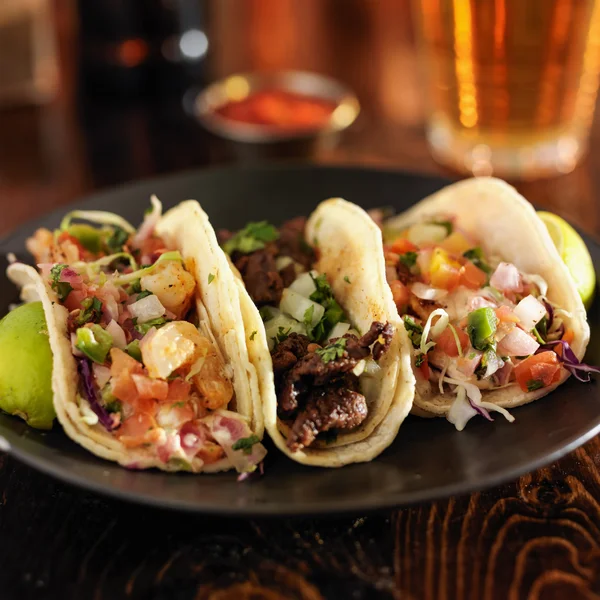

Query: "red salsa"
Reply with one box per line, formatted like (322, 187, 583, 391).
(215, 89, 337, 131)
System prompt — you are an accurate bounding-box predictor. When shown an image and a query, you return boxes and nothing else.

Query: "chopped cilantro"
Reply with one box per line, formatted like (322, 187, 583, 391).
(128, 279, 142, 294)
(535, 316, 548, 341)
(134, 317, 168, 336)
(526, 379, 544, 392)
(105, 400, 122, 414)
(415, 352, 426, 367)
(222, 221, 279, 255)
(136, 290, 153, 301)
(106, 226, 129, 254)
(75, 297, 103, 326)
(274, 327, 291, 344)
(316, 338, 347, 363)
(232, 434, 260, 455)
(303, 304, 315, 332)
(250, 330, 257, 341)
(399, 251, 418, 269)
(308, 273, 348, 343)
(344, 275, 351, 284)
(49, 264, 73, 301)
(463, 247, 492, 275)
(171, 401, 186, 409)
(208, 273, 215, 284)
(402, 316, 423, 348)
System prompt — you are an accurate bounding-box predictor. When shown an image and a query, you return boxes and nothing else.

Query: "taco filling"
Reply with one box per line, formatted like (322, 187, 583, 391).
(26, 198, 266, 472)
(220, 218, 394, 451)
(383, 215, 599, 429)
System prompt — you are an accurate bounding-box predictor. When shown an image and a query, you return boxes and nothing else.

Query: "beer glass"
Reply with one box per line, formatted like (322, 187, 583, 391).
(413, 0, 600, 178)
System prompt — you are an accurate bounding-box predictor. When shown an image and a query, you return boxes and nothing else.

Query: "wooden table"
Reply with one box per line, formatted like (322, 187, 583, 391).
(2, 1, 600, 598)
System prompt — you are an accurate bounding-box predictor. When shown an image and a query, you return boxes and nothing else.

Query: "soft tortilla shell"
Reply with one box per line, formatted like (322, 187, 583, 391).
(385, 177, 590, 415)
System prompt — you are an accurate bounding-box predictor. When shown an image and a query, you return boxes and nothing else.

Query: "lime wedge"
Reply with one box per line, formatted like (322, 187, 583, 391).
(537, 211, 596, 309)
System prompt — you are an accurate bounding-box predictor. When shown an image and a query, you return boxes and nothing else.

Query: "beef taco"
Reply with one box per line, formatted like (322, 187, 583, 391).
(381, 177, 595, 429)
(218, 201, 415, 467)
(7, 197, 266, 473)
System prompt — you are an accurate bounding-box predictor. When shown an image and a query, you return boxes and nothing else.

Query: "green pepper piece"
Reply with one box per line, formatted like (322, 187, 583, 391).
(75, 325, 113, 364)
(67, 224, 103, 253)
(467, 307, 498, 351)
(126, 339, 142, 362)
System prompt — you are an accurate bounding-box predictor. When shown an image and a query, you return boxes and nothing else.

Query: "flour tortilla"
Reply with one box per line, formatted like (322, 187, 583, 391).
(384, 177, 590, 416)
(223, 198, 415, 467)
(7, 201, 265, 473)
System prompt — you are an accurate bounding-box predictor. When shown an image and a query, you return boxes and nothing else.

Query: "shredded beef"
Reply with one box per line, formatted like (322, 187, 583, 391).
(222, 217, 314, 305)
(273, 321, 394, 451)
(289, 384, 368, 451)
(234, 245, 283, 306)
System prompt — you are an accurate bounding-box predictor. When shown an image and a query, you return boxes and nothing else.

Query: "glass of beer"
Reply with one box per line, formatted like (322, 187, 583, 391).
(413, 0, 600, 178)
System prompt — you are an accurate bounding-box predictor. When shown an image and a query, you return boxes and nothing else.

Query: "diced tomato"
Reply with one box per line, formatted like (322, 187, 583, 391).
(495, 305, 520, 324)
(460, 261, 487, 290)
(514, 352, 562, 392)
(430, 262, 461, 290)
(63, 288, 90, 312)
(436, 327, 469, 357)
(418, 356, 430, 379)
(110, 348, 143, 378)
(167, 378, 192, 403)
(131, 373, 169, 402)
(111, 371, 139, 404)
(117, 413, 157, 448)
(389, 280, 411, 312)
(390, 238, 418, 254)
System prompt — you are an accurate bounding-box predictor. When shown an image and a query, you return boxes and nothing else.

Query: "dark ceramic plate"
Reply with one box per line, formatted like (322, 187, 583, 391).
(1, 165, 599, 516)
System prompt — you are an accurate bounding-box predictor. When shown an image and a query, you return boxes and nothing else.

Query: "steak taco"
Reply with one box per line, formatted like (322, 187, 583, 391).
(218, 200, 415, 467)
(7, 198, 266, 474)
(381, 177, 596, 429)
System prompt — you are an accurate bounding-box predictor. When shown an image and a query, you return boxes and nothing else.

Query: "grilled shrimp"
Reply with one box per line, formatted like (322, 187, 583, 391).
(140, 260, 196, 319)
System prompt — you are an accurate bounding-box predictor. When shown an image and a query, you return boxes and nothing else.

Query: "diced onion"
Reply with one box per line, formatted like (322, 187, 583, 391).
(93, 363, 111, 388)
(410, 282, 448, 302)
(280, 289, 324, 326)
(352, 360, 366, 377)
(106, 319, 127, 349)
(513, 295, 546, 331)
(328, 322, 350, 340)
(407, 223, 448, 246)
(490, 262, 522, 292)
(288, 271, 318, 298)
(264, 315, 306, 350)
(129, 294, 166, 323)
(275, 256, 294, 271)
(363, 359, 381, 376)
(497, 327, 540, 356)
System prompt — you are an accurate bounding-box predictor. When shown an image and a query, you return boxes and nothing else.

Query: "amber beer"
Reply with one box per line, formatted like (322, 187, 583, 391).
(414, 0, 600, 177)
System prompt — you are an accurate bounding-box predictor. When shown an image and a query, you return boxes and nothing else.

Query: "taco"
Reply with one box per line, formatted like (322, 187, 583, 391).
(381, 177, 596, 429)
(217, 201, 415, 467)
(7, 197, 266, 473)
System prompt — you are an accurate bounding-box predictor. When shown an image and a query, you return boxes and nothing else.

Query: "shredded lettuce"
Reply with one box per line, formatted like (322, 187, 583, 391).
(60, 210, 136, 234)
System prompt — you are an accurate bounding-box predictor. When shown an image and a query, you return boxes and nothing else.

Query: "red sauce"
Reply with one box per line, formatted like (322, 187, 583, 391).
(215, 89, 337, 131)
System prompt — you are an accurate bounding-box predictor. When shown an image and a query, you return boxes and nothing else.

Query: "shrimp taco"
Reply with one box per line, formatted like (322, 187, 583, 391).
(380, 177, 596, 429)
(7, 197, 266, 474)
(216, 202, 415, 467)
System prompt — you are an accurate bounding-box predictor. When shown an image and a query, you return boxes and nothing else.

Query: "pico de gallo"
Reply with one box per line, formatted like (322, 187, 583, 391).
(383, 215, 599, 430)
(26, 197, 266, 473)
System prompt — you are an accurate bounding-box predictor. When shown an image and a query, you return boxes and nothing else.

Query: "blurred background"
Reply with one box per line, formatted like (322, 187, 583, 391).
(2, 0, 600, 235)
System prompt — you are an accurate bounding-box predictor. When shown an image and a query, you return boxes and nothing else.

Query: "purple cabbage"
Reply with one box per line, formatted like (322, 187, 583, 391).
(537, 340, 600, 383)
(468, 398, 493, 422)
(542, 299, 554, 331)
(77, 358, 117, 430)
(237, 461, 265, 483)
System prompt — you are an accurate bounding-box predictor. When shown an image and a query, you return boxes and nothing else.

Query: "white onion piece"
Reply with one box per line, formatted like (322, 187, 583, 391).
(407, 223, 448, 246)
(275, 256, 294, 271)
(129, 294, 166, 323)
(288, 271, 319, 298)
(490, 262, 522, 292)
(497, 327, 540, 356)
(513, 295, 546, 331)
(411, 282, 448, 302)
(264, 315, 306, 350)
(103, 295, 119, 322)
(106, 319, 127, 349)
(280, 289, 324, 326)
(352, 360, 366, 377)
(483, 352, 504, 378)
(93, 363, 111, 388)
(363, 359, 381, 376)
(328, 322, 350, 340)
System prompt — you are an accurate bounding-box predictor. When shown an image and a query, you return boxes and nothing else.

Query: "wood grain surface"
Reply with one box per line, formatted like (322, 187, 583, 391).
(2, 1, 600, 598)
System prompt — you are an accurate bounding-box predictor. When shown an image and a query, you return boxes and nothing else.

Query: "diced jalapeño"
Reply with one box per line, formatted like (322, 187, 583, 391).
(467, 307, 498, 351)
(75, 325, 113, 364)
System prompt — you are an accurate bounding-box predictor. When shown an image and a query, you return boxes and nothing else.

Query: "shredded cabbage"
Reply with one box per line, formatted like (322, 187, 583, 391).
(420, 308, 449, 355)
(111, 251, 182, 286)
(60, 210, 136, 233)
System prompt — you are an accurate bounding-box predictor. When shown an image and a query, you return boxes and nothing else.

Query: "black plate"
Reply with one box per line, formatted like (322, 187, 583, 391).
(1, 164, 599, 517)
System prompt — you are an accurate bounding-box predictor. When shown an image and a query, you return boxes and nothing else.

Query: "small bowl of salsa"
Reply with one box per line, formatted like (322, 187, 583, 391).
(192, 70, 360, 159)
